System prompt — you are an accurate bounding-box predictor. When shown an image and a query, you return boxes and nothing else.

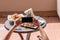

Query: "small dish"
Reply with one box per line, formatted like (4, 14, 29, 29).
(20, 23, 38, 29)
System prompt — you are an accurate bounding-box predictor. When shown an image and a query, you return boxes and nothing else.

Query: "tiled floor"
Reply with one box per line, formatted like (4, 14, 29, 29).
(0, 17, 60, 40)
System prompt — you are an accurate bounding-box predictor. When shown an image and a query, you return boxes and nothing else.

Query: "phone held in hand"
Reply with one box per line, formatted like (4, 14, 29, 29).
(22, 17, 33, 23)
(21, 17, 38, 29)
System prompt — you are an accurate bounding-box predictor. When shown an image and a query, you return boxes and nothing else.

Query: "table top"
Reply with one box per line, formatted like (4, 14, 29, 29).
(4, 16, 46, 33)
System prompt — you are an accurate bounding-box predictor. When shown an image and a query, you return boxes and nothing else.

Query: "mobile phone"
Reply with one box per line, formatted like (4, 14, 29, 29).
(22, 17, 33, 23)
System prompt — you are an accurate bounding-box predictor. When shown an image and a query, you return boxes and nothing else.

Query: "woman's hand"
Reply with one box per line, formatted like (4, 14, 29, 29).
(33, 18, 40, 27)
(15, 20, 22, 26)
(12, 13, 22, 27)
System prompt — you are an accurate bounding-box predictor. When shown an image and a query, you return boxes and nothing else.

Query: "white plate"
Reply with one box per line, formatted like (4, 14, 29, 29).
(20, 23, 38, 29)
(7, 14, 26, 21)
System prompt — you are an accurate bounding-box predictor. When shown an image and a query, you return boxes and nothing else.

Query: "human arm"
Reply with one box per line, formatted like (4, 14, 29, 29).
(4, 24, 18, 40)
(33, 20, 49, 40)
(38, 26, 49, 40)
(4, 20, 21, 40)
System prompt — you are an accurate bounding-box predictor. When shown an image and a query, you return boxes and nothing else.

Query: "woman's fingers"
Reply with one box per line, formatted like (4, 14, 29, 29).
(33, 18, 40, 27)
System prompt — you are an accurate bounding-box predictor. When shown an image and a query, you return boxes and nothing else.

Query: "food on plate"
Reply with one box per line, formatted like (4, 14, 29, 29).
(11, 13, 22, 21)
(23, 23, 31, 27)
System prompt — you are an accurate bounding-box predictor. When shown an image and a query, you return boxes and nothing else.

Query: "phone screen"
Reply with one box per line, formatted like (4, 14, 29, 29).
(22, 17, 33, 23)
